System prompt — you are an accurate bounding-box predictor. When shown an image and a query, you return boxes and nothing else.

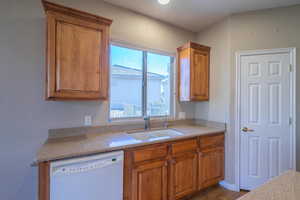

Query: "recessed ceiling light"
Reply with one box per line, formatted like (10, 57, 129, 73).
(158, 0, 170, 5)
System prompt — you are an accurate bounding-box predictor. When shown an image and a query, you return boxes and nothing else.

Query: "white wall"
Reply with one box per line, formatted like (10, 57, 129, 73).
(195, 19, 231, 123)
(196, 5, 300, 185)
(50, 0, 196, 53)
(0, 0, 196, 199)
(3, 0, 299, 198)
(195, 18, 233, 182)
(229, 4, 300, 178)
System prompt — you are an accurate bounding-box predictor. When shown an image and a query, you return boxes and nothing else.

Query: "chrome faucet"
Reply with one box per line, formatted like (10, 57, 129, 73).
(144, 116, 150, 130)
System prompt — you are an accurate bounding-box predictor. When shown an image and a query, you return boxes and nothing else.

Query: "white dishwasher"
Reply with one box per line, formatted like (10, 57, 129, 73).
(50, 151, 124, 200)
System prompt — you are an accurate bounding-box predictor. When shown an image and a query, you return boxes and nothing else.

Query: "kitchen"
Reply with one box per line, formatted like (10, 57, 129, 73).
(1, 0, 300, 200)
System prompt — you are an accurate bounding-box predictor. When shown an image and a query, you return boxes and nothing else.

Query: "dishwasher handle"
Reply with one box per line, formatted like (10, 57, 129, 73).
(51, 153, 123, 176)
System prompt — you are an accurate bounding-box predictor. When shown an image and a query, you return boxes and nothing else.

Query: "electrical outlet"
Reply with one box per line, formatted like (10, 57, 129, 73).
(84, 115, 92, 126)
(178, 112, 186, 120)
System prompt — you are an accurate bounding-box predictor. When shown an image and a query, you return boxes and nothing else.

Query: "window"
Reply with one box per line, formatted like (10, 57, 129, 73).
(110, 44, 173, 119)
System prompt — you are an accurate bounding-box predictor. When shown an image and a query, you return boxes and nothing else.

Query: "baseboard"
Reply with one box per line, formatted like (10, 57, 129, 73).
(219, 181, 239, 192)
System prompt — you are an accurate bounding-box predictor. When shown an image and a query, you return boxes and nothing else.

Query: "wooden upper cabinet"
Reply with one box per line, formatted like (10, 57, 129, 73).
(177, 42, 210, 101)
(43, 1, 112, 100)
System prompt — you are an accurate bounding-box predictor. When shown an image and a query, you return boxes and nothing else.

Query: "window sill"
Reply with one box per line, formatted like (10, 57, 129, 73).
(108, 116, 175, 126)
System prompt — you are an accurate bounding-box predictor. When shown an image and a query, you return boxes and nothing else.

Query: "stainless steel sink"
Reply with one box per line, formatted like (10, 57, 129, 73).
(127, 129, 183, 141)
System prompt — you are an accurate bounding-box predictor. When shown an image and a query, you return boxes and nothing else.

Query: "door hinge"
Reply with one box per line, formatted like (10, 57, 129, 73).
(289, 117, 293, 125)
(289, 64, 293, 72)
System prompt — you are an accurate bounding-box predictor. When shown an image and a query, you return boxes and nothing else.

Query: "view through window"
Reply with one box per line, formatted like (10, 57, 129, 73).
(110, 44, 172, 119)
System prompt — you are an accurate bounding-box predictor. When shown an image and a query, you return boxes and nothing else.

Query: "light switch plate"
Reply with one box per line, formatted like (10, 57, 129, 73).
(84, 115, 92, 126)
(178, 112, 186, 120)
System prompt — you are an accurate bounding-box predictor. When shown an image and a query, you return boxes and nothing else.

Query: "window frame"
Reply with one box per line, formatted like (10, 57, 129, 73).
(109, 41, 176, 121)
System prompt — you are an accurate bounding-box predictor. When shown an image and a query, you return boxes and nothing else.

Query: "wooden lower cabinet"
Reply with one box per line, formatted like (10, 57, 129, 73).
(198, 147, 224, 189)
(169, 152, 198, 200)
(124, 134, 224, 200)
(39, 162, 50, 200)
(38, 133, 224, 200)
(131, 160, 168, 200)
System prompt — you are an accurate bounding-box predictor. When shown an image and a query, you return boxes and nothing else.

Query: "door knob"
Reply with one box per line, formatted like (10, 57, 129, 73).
(241, 127, 254, 132)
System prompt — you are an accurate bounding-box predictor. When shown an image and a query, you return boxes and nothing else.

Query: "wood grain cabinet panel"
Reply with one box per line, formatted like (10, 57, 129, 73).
(38, 162, 50, 200)
(132, 144, 168, 163)
(199, 147, 224, 190)
(191, 49, 209, 100)
(56, 21, 101, 92)
(43, 1, 112, 100)
(177, 42, 210, 101)
(131, 160, 168, 200)
(169, 152, 198, 200)
(171, 139, 198, 155)
(199, 134, 224, 150)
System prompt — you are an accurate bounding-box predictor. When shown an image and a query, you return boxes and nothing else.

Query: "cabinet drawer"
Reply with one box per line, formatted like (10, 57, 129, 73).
(199, 134, 224, 150)
(132, 144, 168, 163)
(171, 139, 198, 155)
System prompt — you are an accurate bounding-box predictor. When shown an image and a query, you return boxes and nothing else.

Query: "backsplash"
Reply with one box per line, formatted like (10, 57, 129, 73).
(48, 119, 226, 139)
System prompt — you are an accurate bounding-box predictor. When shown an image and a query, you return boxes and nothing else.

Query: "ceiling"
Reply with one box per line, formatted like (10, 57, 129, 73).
(102, 0, 300, 32)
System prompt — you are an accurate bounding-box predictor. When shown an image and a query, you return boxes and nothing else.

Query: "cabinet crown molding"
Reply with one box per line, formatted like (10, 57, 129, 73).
(42, 0, 113, 25)
(177, 41, 211, 52)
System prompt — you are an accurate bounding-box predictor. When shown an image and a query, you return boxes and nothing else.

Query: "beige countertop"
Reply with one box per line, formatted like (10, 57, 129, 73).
(36, 125, 224, 163)
(238, 170, 300, 200)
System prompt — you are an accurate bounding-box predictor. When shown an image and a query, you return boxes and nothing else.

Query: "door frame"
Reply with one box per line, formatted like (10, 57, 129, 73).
(234, 48, 296, 191)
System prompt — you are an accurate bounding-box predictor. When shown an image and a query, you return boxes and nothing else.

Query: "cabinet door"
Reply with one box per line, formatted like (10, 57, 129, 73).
(190, 49, 209, 101)
(169, 152, 198, 200)
(132, 160, 168, 200)
(46, 11, 110, 100)
(199, 147, 224, 189)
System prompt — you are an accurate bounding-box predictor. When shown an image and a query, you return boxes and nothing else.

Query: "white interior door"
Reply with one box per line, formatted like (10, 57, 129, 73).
(240, 52, 293, 190)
